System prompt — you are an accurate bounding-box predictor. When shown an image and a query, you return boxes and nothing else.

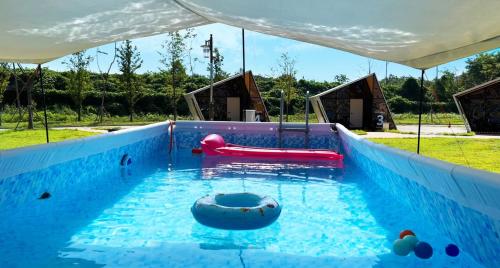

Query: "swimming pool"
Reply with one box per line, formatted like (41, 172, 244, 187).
(0, 121, 498, 267)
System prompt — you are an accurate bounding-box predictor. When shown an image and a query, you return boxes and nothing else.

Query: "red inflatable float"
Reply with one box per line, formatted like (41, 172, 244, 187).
(201, 134, 343, 161)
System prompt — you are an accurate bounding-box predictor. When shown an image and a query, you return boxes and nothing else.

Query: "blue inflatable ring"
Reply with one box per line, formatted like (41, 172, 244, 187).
(191, 193, 281, 230)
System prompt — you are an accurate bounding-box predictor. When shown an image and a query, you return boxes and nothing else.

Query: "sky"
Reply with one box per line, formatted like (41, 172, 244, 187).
(43, 23, 493, 82)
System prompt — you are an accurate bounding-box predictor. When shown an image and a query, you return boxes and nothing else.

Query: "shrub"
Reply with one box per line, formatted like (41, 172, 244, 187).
(388, 96, 417, 113)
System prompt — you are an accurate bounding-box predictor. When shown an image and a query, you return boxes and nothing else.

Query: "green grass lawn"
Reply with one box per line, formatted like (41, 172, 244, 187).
(0, 111, 464, 127)
(351, 129, 367, 135)
(368, 138, 500, 173)
(0, 129, 99, 150)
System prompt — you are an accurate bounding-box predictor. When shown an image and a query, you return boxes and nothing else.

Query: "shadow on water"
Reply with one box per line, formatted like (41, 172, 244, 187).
(44, 242, 403, 268)
(0, 153, 171, 268)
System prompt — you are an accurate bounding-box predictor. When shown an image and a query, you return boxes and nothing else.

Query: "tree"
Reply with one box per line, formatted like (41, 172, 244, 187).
(64, 51, 93, 121)
(184, 28, 198, 75)
(211, 48, 229, 81)
(333, 74, 349, 85)
(0, 63, 9, 126)
(462, 52, 500, 88)
(95, 43, 118, 123)
(434, 70, 460, 103)
(274, 52, 298, 121)
(164, 61, 188, 115)
(400, 77, 422, 101)
(380, 74, 406, 100)
(297, 79, 333, 96)
(117, 40, 143, 122)
(159, 31, 192, 119)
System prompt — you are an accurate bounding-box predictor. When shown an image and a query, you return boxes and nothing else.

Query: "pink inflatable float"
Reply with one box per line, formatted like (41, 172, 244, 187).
(201, 134, 343, 161)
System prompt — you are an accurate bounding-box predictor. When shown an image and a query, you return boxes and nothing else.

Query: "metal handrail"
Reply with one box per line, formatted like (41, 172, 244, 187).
(278, 90, 311, 148)
(279, 90, 284, 148)
(305, 91, 310, 147)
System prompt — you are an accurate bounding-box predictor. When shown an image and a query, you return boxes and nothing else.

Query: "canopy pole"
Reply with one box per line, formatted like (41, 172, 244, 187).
(208, 34, 214, 121)
(38, 64, 49, 143)
(172, 52, 177, 121)
(417, 69, 425, 154)
(242, 28, 245, 75)
(385, 61, 388, 84)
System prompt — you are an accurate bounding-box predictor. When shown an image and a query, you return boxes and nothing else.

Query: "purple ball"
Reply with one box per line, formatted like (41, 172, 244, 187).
(445, 244, 459, 257)
(414, 241, 433, 259)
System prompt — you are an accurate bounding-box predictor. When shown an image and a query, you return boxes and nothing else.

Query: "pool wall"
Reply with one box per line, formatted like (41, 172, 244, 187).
(0, 122, 170, 209)
(173, 121, 338, 151)
(1, 121, 499, 266)
(336, 124, 500, 267)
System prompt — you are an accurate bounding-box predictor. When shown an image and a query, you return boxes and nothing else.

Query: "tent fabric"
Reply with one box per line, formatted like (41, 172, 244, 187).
(0, 0, 499, 68)
(0, 0, 209, 63)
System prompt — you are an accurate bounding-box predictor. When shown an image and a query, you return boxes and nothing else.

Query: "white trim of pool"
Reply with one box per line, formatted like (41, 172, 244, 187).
(0, 122, 169, 180)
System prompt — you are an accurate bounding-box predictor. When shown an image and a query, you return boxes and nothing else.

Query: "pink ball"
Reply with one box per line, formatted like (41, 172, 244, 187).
(203, 134, 225, 147)
(201, 134, 226, 155)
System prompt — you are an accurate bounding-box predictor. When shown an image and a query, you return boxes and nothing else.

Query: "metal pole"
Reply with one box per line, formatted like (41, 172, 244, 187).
(172, 53, 177, 121)
(242, 28, 245, 75)
(38, 64, 49, 143)
(279, 90, 284, 127)
(305, 91, 310, 148)
(385, 61, 388, 84)
(279, 90, 284, 148)
(209, 34, 214, 121)
(305, 91, 309, 128)
(417, 69, 425, 154)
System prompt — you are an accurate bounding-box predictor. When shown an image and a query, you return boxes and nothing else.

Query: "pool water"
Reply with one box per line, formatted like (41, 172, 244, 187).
(0, 151, 482, 267)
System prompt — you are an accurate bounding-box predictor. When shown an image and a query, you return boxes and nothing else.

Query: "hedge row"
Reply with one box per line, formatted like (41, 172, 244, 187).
(2, 89, 458, 117)
(387, 96, 458, 113)
(2, 89, 189, 116)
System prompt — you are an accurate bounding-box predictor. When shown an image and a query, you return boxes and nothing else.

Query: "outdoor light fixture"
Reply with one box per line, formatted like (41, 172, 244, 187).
(201, 40, 210, 58)
(201, 34, 214, 120)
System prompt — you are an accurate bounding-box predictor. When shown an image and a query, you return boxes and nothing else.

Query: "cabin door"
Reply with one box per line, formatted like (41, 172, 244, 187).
(227, 97, 240, 121)
(349, 99, 363, 128)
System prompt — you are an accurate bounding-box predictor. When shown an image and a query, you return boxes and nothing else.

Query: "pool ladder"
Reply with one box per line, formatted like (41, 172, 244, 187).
(278, 90, 310, 148)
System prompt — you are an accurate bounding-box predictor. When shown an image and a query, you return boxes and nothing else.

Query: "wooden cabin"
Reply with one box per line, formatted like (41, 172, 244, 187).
(309, 73, 396, 130)
(184, 71, 269, 121)
(453, 77, 500, 133)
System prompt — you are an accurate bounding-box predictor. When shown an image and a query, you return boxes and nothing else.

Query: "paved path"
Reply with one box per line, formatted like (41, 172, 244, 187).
(52, 126, 140, 133)
(365, 132, 500, 139)
(397, 124, 467, 134)
(365, 124, 500, 139)
(51, 127, 108, 133)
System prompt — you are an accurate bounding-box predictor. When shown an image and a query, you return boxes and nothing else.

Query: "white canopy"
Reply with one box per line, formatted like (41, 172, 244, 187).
(1, 0, 499, 69)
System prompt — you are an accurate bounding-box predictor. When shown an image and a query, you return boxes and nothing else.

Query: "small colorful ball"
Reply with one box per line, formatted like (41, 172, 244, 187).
(445, 244, 460, 257)
(399, 229, 415, 239)
(393, 239, 411, 256)
(414, 241, 433, 259)
(402, 235, 419, 250)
